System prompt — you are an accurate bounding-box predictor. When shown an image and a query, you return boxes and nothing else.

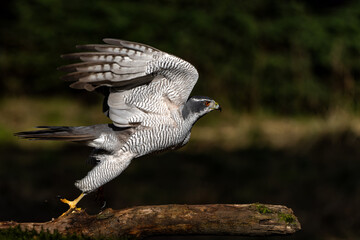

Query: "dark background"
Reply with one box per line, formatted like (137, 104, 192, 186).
(1, 1, 360, 239)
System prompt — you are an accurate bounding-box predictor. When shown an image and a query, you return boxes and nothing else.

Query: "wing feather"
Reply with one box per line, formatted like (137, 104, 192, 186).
(59, 39, 199, 127)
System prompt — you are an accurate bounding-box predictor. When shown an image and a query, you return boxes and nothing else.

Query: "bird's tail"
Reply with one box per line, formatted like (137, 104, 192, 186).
(14, 126, 96, 142)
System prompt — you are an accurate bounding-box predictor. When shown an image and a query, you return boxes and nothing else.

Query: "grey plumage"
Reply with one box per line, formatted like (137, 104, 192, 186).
(15, 39, 221, 195)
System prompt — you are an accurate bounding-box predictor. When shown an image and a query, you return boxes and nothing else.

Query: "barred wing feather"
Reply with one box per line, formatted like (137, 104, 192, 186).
(60, 39, 199, 127)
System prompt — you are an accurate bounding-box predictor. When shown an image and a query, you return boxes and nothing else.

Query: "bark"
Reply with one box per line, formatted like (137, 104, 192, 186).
(0, 204, 301, 238)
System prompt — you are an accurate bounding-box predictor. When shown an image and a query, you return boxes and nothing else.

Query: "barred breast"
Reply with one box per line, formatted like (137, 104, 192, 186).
(121, 119, 189, 157)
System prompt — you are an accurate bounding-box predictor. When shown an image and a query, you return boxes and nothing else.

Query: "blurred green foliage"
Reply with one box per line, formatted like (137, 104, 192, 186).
(2, 0, 360, 114)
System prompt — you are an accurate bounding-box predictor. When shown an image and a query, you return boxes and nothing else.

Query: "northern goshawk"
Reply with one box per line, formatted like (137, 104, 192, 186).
(15, 39, 221, 215)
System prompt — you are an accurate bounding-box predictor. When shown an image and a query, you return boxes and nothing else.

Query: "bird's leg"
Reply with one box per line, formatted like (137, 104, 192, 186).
(59, 192, 86, 217)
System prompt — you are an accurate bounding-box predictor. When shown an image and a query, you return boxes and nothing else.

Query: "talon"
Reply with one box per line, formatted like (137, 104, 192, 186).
(59, 193, 86, 217)
(101, 201, 107, 210)
(60, 198, 77, 209)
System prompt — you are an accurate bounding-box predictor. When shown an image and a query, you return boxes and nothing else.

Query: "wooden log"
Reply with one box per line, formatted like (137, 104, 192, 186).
(0, 204, 301, 238)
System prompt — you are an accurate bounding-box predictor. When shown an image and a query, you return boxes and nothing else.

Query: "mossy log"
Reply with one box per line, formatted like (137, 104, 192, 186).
(0, 204, 301, 238)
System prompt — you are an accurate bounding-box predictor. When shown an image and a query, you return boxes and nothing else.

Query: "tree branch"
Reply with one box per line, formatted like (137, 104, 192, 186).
(0, 204, 301, 238)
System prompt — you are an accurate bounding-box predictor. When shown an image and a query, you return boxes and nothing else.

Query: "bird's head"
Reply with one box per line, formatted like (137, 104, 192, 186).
(182, 96, 221, 122)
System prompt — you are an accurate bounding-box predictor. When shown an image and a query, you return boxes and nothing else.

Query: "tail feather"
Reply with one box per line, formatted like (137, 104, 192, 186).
(14, 126, 96, 142)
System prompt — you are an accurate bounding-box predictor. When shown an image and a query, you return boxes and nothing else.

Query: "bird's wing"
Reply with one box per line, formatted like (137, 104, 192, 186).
(60, 39, 199, 127)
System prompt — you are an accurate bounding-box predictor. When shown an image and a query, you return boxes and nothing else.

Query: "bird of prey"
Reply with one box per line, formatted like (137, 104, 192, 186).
(15, 39, 221, 215)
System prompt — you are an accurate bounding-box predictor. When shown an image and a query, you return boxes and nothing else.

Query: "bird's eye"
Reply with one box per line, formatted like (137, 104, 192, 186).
(204, 101, 210, 107)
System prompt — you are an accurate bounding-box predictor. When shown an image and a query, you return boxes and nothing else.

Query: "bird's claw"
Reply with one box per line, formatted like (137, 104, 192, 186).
(58, 193, 86, 217)
(59, 207, 82, 217)
(60, 198, 77, 209)
(101, 201, 107, 211)
(59, 198, 82, 217)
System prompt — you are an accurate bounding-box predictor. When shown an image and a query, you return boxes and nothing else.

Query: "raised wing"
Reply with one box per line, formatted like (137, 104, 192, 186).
(60, 39, 199, 127)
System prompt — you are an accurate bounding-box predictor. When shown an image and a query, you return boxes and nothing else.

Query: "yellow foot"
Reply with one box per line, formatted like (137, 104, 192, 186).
(59, 204, 82, 217)
(59, 193, 86, 217)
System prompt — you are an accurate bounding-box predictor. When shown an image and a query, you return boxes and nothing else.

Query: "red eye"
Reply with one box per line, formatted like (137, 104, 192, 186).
(204, 101, 210, 107)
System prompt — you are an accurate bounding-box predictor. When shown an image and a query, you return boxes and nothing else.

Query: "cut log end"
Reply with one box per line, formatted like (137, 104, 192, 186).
(0, 204, 301, 238)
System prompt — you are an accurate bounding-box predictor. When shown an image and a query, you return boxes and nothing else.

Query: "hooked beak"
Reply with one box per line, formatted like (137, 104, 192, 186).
(212, 101, 222, 112)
